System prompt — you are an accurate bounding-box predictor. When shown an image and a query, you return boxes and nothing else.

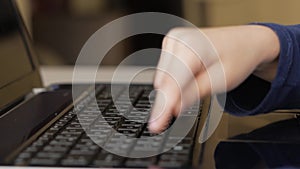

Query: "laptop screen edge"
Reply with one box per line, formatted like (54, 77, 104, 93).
(0, 0, 43, 113)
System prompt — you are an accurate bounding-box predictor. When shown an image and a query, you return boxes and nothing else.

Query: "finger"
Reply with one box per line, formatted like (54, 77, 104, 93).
(154, 35, 177, 85)
(156, 36, 203, 94)
(175, 78, 202, 116)
(150, 64, 209, 126)
(155, 29, 208, 85)
(172, 61, 228, 117)
(151, 33, 205, 132)
(150, 52, 195, 133)
(156, 28, 218, 90)
(149, 66, 196, 133)
(151, 28, 220, 132)
(148, 80, 181, 133)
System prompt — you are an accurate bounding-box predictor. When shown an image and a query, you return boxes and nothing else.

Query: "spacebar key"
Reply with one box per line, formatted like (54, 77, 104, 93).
(93, 151, 124, 167)
(125, 157, 155, 167)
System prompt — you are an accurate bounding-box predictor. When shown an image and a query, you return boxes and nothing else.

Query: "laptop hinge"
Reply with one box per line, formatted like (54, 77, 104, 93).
(32, 88, 47, 95)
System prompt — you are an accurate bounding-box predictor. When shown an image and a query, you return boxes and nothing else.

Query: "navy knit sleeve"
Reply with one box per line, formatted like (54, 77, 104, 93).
(220, 23, 300, 116)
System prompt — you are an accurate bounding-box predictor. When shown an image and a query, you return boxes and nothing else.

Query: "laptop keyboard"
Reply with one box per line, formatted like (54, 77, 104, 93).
(13, 85, 202, 168)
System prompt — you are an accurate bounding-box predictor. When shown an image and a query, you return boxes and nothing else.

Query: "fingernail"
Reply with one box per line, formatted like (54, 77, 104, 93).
(148, 119, 158, 132)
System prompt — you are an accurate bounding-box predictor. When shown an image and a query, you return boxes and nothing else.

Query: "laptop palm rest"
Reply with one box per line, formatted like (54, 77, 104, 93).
(0, 90, 72, 160)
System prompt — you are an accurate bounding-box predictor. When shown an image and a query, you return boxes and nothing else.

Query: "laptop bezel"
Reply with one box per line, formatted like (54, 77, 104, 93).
(0, 0, 43, 113)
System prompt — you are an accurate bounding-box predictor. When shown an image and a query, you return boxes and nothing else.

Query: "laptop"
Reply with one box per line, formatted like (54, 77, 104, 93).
(0, 0, 210, 168)
(2, 0, 300, 168)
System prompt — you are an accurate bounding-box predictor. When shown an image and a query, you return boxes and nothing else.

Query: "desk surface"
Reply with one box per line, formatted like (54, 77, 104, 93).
(40, 65, 155, 86)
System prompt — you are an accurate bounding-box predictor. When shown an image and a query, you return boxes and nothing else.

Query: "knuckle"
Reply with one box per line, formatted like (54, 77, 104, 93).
(164, 28, 192, 48)
(162, 36, 170, 48)
(167, 27, 185, 36)
(164, 28, 184, 44)
(153, 79, 163, 89)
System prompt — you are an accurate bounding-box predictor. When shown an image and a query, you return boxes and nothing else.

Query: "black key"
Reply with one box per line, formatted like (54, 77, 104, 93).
(129, 136, 164, 157)
(77, 135, 100, 146)
(164, 136, 193, 149)
(14, 152, 33, 165)
(49, 140, 73, 146)
(36, 152, 63, 159)
(70, 142, 99, 156)
(164, 142, 192, 154)
(125, 157, 155, 167)
(106, 134, 135, 147)
(43, 145, 69, 153)
(160, 153, 189, 161)
(93, 151, 124, 167)
(158, 160, 184, 168)
(29, 158, 58, 166)
(14, 158, 28, 165)
(55, 135, 79, 142)
(23, 146, 39, 153)
(158, 151, 190, 168)
(17, 152, 32, 159)
(61, 155, 90, 166)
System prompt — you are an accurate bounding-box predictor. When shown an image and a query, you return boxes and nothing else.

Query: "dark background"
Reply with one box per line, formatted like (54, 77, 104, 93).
(31, 0, 183, 66)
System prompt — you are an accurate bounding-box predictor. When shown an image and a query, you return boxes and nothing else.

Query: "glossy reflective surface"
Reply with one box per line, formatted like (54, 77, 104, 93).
(198, 112, 300, 169)
(0, 0, 33, 89)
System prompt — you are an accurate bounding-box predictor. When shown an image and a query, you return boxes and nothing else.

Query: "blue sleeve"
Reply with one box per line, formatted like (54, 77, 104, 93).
(221, 23, 300, 116)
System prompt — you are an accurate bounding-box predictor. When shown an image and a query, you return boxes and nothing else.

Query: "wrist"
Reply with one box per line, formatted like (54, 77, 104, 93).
(201, 25, 280, 85)
(251, 25, 280, 82)
(253, 25, 280, 64)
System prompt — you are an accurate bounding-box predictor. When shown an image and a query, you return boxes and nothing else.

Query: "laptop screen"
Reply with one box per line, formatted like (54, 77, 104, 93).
(0, 0, 42, 112)
(0, 0, 34, 89)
